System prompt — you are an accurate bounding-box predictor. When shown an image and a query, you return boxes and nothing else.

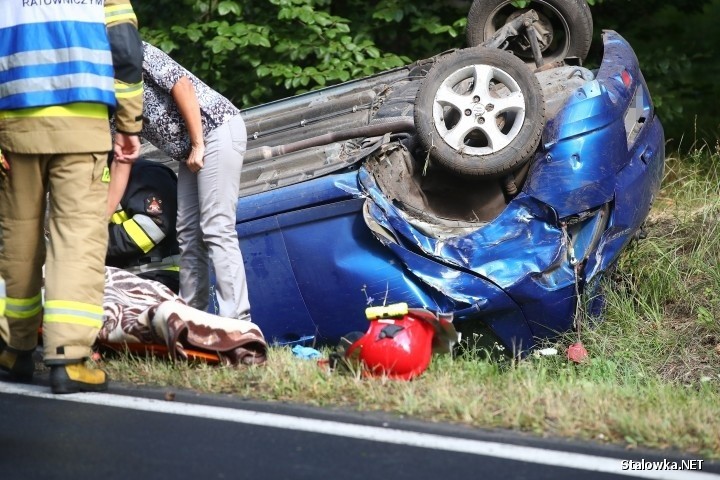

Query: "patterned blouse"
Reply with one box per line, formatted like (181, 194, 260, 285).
(141, 42, 241, 161)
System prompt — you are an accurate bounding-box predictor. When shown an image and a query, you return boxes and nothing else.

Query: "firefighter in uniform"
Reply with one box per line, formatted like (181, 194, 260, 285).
(107, 159, 181, 294)
(0, 1, 143, 393)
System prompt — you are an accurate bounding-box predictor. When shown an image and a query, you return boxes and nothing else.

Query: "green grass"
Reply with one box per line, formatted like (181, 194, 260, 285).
(101, 142, 720, 459)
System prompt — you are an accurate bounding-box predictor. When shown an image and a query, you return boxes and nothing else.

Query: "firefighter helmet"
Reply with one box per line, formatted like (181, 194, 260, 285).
(346, 305, 436, 380)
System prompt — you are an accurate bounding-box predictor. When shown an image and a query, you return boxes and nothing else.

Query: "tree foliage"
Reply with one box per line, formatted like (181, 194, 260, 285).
(136, 0, 719, 148)
(590, 0, 720, 146)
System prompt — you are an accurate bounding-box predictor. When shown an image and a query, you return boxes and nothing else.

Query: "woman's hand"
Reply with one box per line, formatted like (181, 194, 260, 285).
(186, 144, 205, 173)
(171, 76, 205, 174)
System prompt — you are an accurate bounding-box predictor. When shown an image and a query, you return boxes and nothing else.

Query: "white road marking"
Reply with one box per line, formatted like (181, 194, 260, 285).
(1, 382, 716, 479)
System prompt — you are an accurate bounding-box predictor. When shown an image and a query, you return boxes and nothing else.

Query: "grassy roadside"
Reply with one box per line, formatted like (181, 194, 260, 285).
(102, 143, 720, 459)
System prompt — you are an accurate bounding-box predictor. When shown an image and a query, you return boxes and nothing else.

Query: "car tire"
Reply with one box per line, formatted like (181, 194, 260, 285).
(466, 0, 593, 65)
(414, 47, 545, 178)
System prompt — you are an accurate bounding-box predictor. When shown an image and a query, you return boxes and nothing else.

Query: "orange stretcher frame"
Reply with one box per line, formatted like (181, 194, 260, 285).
(99, 342, 222, 364)
(39, 328, 222, 364)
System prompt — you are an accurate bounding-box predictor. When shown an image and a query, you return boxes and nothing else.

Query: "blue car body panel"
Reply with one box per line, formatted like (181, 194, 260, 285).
(230, 31, 665, 353)
(236, 171, 442, 344)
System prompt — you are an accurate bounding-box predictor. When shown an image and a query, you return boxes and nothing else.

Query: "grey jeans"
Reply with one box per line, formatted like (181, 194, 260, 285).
(176, 115, 250, 318)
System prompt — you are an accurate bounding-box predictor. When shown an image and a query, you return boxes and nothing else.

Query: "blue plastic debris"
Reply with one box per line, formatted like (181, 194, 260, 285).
(292, 345, 322, 360)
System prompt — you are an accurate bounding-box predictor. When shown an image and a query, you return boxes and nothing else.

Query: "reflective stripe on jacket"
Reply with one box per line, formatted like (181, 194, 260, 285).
(0, 3, 115, 112)
(105, 0, 143, 134)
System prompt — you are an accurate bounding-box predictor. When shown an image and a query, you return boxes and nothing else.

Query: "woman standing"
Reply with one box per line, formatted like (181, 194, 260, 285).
(139, 42, 250, 320)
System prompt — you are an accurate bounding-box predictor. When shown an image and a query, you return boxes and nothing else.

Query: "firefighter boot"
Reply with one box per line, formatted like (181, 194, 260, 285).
(50, 360, 108, 394)
(0, 337, 35, 381)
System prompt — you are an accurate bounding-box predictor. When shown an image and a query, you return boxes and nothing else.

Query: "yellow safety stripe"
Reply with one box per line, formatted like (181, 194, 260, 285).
(44, 300, 104, 329)
(115, 80, 143, 99)
(0, 277, 5, 316)
(0, 103, 109, 120)
(6, 293, 44, 319)
(105, 4, 137, 25)
(6, 294, 42, 306)
(111, 209, 130, 225)
(123, 218, 155, 253)
(365, 302, 409, 320)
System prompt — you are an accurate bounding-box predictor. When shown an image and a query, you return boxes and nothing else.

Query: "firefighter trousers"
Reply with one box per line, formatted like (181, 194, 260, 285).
(0, 152, 108, 362)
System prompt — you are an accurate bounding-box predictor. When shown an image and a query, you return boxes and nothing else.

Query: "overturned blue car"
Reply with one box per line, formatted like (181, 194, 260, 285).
(202, 2, 665, 354)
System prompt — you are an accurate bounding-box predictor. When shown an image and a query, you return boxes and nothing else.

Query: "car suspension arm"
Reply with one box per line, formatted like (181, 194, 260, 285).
(245, 117, 416, 162)
(481, 9, 544, 67)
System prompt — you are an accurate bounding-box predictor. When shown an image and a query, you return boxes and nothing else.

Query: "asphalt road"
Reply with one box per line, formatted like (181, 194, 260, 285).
(1, 381, 718, 480)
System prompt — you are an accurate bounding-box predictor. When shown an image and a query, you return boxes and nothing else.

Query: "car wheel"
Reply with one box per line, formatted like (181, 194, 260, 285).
(414, 47, 545, 178)
(466, 0, 593, 65)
